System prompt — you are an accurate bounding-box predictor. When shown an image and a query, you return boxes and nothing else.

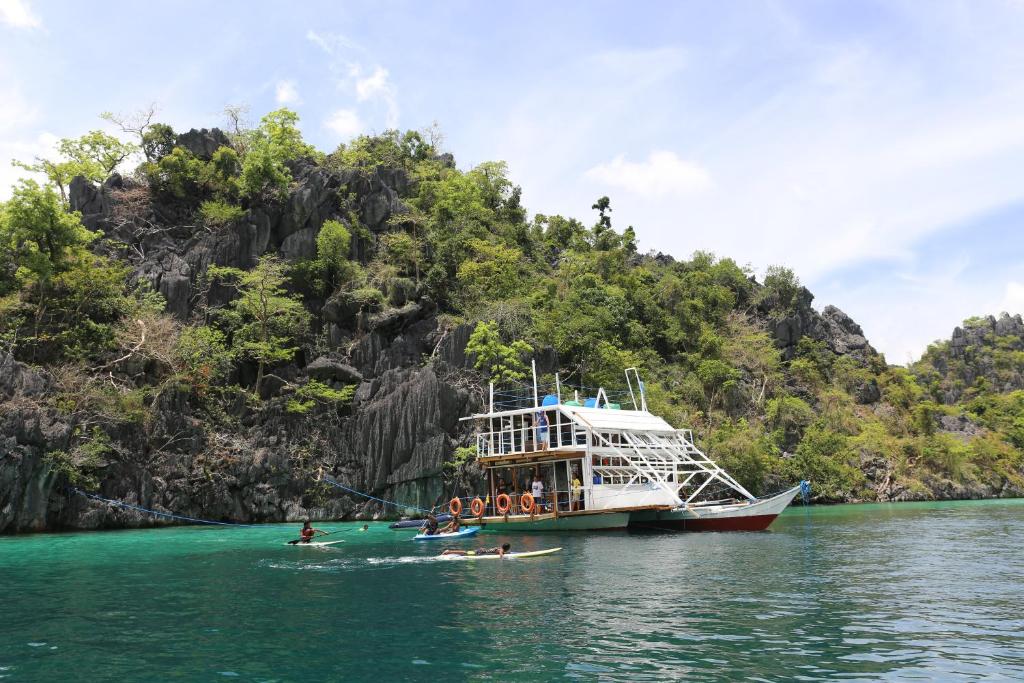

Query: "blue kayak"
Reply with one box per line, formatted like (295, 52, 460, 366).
(413, 527, 480, 541)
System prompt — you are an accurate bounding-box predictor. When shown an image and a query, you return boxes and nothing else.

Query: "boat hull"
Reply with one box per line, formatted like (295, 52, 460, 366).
(476, 511, 630, 532)
(629, 485, 801, 532)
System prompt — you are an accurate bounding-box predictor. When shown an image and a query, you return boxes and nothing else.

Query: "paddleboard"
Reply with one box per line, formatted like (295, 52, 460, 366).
(439, 547, 562, 560)
(412, 527, 480, 541)
(285, 540, 346, 547)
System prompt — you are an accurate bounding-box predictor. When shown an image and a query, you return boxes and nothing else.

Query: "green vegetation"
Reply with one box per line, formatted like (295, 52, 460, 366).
(3, 105, 1022, 502)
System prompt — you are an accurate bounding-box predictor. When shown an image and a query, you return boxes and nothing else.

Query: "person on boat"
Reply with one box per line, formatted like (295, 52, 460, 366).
(422, 514, 440, 536)
(440, 543, 511, 558)
(571, 471, 583, 511)
(439, 515, 462, 534)
(536, 411, 549, 451)
(299, 521, 328, 543)
(532, 473, 545, 511)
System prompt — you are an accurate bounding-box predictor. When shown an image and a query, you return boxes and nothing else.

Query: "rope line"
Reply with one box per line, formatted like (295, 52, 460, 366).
(69, 488, 258, 527)
(321, 476, 435, 514)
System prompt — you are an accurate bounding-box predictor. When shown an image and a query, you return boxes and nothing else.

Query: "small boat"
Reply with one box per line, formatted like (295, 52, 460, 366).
(439, 547, 562, 560)
(413, 527, 480, 541)
(285, 540, 346, 547)
(389, 514, 453, 529)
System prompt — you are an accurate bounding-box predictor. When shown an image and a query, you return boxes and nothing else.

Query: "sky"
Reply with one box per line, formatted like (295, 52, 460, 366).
(2, 0, 1023, 364)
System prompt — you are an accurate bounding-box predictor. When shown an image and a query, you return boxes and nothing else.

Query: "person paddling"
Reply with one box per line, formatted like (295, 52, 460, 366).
(421, 514, 440, 536)
(298, 521, 328, 544)
(441, 543, 511, 558)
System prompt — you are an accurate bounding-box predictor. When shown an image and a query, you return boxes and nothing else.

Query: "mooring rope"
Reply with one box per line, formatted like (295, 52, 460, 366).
(68, 487, 258, 527)
(321, 476, 436, 515)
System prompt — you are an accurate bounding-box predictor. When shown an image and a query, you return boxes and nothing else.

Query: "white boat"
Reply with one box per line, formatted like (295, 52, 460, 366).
(456, 365, 801, 532)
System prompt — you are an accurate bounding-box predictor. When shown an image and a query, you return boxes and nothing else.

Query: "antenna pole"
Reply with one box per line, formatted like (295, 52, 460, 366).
(531, 359, 539, 408)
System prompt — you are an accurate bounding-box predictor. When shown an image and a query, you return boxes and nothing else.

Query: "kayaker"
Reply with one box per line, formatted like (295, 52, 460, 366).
(441, 543, 511, 558)
(422, 514, 439, 536)
(299, 521, 328, 543)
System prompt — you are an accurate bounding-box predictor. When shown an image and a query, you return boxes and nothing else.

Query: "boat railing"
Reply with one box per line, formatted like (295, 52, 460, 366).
(476, 424, 588, 458)
(450, 488, 588, 516)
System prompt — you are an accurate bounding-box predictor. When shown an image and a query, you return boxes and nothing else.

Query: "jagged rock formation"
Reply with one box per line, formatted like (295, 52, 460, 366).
(915, 313, 1024, 403)
(2, 138, 483, 533)
(767, 287, 874, 361)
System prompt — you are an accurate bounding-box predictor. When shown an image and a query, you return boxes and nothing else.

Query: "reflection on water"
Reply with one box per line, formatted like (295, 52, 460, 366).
(1, 499, 1023, 681)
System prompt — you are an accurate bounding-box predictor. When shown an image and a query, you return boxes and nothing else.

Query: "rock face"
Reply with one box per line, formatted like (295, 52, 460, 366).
(0, 161, 477, 534)
(767, 287, 875, 363)
(916, 313, 1024, 403)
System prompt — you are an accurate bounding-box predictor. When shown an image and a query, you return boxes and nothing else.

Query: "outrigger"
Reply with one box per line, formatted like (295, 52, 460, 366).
(455, 365, 801, 532)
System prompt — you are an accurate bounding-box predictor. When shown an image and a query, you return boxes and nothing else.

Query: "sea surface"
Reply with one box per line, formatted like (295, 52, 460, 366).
(1, 499, 1023, 681)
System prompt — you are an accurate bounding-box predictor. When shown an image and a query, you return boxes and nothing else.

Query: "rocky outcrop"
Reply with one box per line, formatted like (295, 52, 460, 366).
(915, 313, 1024, 403)
(767, 287, 875, 363)
(0, 155, 479, 534)
(175, 128, 231, 160)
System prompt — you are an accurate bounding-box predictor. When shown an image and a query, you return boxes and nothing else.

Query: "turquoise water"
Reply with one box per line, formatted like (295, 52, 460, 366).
(2, 499, 1024, 681)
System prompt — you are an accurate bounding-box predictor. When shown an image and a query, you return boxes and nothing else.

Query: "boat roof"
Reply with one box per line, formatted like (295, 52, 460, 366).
(563, 406, 677, 433)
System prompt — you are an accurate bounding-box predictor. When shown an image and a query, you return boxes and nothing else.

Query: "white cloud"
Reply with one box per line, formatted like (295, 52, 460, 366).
(997, 281, 1024, 316)
(306, 29, 399, 129)
(349, 64, 399, 127)
(584, 151, 711, 197)
(0, 0, 40, 29)
(275, 80, 300, 105)
(324, 109, 363, 139)
(354, 66, 390, 101)
(0, 131, 58, 199)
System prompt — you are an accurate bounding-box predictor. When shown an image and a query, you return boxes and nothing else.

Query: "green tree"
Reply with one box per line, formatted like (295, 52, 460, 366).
(209, 255, 310, 394)
(238, 108, 319, 199)
(15, 131, 137, 203)
(316, 219, 353, 293)
(0, 179, 97, 288)
(466, 320, 532, 384)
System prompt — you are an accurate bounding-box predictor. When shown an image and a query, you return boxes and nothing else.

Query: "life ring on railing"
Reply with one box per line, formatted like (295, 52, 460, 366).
(470, 497, 485, 517)
(520, 492, 535, 514)
(449, 497, 463, 516)
(496, 493, 511, 514)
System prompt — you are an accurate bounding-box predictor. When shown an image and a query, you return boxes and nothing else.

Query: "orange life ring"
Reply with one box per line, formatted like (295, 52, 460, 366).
(496, 493, 511, 514)
(449, 497, 463, 516)
(470, 497, 485, 517)
(520, 492, 535, 513)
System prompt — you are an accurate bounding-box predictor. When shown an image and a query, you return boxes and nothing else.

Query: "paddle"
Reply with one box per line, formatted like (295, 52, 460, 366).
(287, 529, 343, 545)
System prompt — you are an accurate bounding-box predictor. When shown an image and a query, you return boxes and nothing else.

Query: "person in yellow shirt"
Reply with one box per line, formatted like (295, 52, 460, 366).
(571, 471, 583, 511)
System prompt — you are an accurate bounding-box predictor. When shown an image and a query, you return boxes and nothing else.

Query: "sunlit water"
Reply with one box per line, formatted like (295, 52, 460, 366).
(2, 499, 1023, 681)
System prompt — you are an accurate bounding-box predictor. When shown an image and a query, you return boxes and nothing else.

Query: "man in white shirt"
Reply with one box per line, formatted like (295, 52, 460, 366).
(531, 473, 545, 511)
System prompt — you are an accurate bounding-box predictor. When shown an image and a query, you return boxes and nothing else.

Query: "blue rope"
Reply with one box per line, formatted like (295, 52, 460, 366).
(321, 476, 436, 514)
(70, 487, 258, 527)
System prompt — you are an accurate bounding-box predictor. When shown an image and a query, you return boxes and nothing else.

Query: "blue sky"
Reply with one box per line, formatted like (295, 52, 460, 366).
(2, 0, 1023, 363)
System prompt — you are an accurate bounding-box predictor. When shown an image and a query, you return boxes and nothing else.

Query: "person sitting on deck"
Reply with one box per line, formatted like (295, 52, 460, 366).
(440, 516, 462, 534)
(299, 521, 328, 543)
(440, 543, 511, 558)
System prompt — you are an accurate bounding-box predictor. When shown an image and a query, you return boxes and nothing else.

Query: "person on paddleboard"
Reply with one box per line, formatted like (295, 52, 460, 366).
(440, 543, 511, 558)
(299, 521, 328, 543)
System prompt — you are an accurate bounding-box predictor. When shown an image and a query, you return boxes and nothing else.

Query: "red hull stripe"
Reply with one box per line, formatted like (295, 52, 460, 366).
(630, 513, 780, 532)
